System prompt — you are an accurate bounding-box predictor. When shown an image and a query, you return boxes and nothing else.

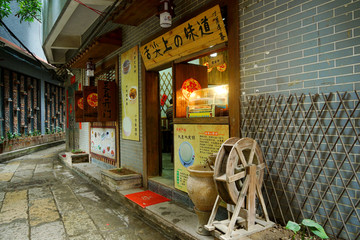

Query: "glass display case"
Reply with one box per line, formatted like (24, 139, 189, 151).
(186, 85, 229, 118)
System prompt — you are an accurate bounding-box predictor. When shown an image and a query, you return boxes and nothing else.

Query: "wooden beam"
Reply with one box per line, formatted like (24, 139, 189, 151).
(112, 0, 159, 26)
(145, 70, 160, 177)
(227, 0, 240, 138)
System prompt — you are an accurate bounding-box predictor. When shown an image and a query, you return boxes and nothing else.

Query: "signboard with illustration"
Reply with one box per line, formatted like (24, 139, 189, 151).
(140, 5, 228, 70)
(174, 124, 229, 192)
(121, 46, 139, 141)
(90, 127, 116, 161)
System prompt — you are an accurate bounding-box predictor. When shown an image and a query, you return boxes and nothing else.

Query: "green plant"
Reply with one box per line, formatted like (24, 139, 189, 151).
(0, 0, 42, 23)
(56, 126, 63, 133)
(32, 129, 41, 136)
(13, 132, 21, 139)
(0, 136, 5, 144)
(45, 128, 50, 134)
(6, 131, 15, 140)
(71, 149, 84, 154)
(286, 219, 329, 240)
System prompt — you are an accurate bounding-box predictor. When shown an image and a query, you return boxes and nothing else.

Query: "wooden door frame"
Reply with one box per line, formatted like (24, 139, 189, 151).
(142, 0, 240, 185)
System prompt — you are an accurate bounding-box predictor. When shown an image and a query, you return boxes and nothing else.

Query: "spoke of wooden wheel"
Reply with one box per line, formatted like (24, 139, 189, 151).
(236, 147, 248, 167)
(227, 170, 246, 183)
(248, 141, 256, 165)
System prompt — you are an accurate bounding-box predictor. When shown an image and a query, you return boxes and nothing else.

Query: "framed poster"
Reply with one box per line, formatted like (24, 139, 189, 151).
(121, 46, 139, 141)
(174, 124, 229, 192)
(90, 127, 116, 162)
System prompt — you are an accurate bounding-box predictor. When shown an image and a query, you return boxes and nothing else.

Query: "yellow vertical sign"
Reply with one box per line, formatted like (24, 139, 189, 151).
(121, 46, 139, 141)
(174, 124, 229, 192)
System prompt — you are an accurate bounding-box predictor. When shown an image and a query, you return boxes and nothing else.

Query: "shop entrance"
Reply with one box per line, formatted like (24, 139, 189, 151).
(159, 67, 173, 182)
(143, 0, 240, 192)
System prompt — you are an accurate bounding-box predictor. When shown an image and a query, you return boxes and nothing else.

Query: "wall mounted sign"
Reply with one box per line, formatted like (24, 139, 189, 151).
(90, 127, 116, 162)
(140, 5, 228, 70)
(208, 54, 224, 68)
(98, 80, 118, 122)
(83, 86, 98, 122)
(121, 46, 139, 141)
(174, 124, 229, 192)
(75, 90, 84, 122)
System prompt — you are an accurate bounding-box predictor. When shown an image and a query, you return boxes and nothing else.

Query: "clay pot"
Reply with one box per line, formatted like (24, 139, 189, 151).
(187, 164, 217, 235)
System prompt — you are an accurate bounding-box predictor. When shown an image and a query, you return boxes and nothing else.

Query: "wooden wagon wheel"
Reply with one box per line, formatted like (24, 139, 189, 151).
(214, 137, 265, 205)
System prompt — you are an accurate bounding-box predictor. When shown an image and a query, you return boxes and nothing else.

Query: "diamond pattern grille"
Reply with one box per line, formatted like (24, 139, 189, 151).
(160, 71, 172, 118)
(240, 91, 360, 240)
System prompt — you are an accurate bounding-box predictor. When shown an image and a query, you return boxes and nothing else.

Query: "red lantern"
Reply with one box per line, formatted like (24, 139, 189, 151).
(203, 62, 213, 73)
(217, 63, 227, 72)
(181, 78, 201, 100)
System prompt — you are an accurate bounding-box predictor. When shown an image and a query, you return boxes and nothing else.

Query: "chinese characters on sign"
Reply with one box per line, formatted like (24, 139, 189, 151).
(140, 5, 228, 70)
(208, 54, 224, 68)
(121, 46, 140, 141)
(98, 80, 118, 122)
(174, 124, 229, 192)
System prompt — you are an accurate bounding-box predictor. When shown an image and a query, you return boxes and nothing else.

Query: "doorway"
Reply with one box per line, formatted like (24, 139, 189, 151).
(159, 67, 174, 183)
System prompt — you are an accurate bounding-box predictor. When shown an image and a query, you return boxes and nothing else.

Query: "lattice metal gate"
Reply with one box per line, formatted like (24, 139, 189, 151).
(240, 91, 359, 240)
(160, 71, 172, 118)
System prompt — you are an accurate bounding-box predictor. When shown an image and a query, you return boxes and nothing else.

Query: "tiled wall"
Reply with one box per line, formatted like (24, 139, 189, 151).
(240, 0, 360, 97)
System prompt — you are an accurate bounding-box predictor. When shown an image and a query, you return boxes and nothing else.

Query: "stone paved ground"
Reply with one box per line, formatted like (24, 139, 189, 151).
(0, 144, 169, 240)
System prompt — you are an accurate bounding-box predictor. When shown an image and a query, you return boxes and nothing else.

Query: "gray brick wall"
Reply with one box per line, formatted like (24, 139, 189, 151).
(240, 1, 359, 239)
(240, 0, 359, 97)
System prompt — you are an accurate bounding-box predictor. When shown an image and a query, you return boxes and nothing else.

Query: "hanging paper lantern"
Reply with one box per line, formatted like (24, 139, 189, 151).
(77, 97, 84, 110)
(203, 62, 213, 73)
(217, 63, 227, 72)
(181, 78, 201, 100)
(87, 93, 98, 107)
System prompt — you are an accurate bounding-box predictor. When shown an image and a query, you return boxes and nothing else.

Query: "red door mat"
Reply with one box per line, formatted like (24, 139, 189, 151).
(125, 190, 170, 208)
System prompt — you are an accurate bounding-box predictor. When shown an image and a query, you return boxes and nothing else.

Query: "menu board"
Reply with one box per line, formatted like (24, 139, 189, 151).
(121, 46, 139, 141)
(90, 127, 116, 161)
(174, 124, 229, 192)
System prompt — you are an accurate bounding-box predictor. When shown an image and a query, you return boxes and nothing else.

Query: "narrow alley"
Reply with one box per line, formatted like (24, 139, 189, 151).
(0, 144, 169, 240)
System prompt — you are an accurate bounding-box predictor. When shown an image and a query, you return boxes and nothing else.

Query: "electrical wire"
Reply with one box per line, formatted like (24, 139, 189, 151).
(73, 0, 104, 16)
(67, 0, 121, 64)
(0, 19, 50, 72)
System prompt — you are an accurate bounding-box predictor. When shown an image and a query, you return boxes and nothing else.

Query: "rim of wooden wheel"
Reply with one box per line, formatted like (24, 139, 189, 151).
(214, 137, 264, 205)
